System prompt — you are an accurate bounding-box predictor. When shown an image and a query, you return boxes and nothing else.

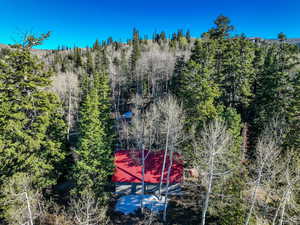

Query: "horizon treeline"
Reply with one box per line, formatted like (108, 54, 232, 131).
(0, 15, 299, 225)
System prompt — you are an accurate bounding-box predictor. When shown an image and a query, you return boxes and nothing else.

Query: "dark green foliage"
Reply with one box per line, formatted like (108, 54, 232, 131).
(160, 31, 167, 43)
(93, 39, 101, 50)
(177, 29, 184, 40)
(186, 29, 191, 42)
(94, 47, 109, 73)
(213, 170, 251, 225)
(107, 37, 113, 45)
(86, 51, 94, 75)
(179, 53, 222, 130)
(100, 48, 109, 72)
(60, 56, 67, 72)
(252, 43, 299, 139)
(178, 40, 219, 127)
(216, 38, 256, 116)
(154, 31, 167, 45)
(73, 70, 113, 196)
(130, 28, 141, 75)
(74, 47, 83, 68)
(205, 15, 234, 39)
(220, 107, 243, 153)
(178, 39, 245, 130)
(170, 55, 186, 93)
(278, 32, 287, 42)
(10, 31, 51, 49)
(0, 48, 66, 189)
(73, 86, 113, 196)
(169, 32, 178, 48)
(286, 72, 300, 149)
(97, 72, 114, 144)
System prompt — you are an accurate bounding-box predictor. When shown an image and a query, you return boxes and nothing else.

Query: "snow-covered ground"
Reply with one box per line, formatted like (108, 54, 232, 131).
(115, 194, 167, 214)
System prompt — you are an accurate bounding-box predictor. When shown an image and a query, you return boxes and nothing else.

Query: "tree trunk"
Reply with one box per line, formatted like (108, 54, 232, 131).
(272, 186, 290, 225)
(159, 124, 170, 196)
(24, 192, 33, 225)
(245, 165, 263, 225)
(272, 202, 281, 225)
(279, 190, 289, 225)
(201, 153, 214, 225)
(141, 144, 145, 213)
(163, 148, 174, 221)
(67, 89, 72, 141)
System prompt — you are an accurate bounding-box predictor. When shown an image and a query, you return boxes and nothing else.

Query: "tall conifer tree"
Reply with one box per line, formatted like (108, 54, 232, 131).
(0, 47, 66, 188)
(73, 81, 113, 196)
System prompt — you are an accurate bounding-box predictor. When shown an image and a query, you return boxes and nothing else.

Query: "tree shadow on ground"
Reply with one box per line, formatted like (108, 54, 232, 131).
(109, 184, 211, 225)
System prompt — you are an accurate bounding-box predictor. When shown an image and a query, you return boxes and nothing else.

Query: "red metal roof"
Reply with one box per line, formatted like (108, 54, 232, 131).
(112, 150, 183, 184)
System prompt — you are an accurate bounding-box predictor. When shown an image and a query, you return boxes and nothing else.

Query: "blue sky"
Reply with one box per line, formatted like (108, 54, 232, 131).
(1, 0, 300, 49)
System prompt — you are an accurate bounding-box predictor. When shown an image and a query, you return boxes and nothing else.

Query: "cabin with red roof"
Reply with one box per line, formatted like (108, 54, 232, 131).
(112, 150, 183, 195)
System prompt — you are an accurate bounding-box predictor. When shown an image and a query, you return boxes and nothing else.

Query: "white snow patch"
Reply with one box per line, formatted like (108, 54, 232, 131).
(115, 194, 167, 215)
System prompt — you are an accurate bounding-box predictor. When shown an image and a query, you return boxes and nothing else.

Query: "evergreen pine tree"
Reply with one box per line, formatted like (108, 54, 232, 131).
(177, 39, 243, 155)
(170, 55, 186, 94)
(100, 48, 109, 72)
(130, 28, 141, 75)
(0, 48, 66, 189)
(216, 38, 255, 117)
(287, 72, 300, 149)
(186, 29, 191, 43)
(74, 47, 83, 68)
(96, 71, 114, 149)
(253, 42, 298, 139)
(73, 82, 113, 196)
(160, 31, 167, 43)
(206, 15, 234, 39)
(278, 32, 287, 42)
(86, 50, 94, 75)
(178, 40, 222, 130)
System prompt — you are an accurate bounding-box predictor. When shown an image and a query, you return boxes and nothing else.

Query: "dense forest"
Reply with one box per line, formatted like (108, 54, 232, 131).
(0, 15, 299, 225)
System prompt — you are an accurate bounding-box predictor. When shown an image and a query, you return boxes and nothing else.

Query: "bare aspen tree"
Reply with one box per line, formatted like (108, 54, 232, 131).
(65, 72, 78, 141)
(144, 103, 161, 153)
(70, 189, 109, 225)
(1, 173, 43, 225)
(51, 71, 79, 140)
(120, 118, 130, 149)
(193, 120, 234, 225)
(129, 96, 147, 213)
(136, 49, 175, 97)
(128, 94, 171, 214)
(109, 56, 126, 114)
(245, 120, 282, 225)
(158, 96, 185, 221)
(272, 153, 300, 225)
(157, 95, 184, 196)
(129, 95, 159, 213)
(128, 95, 185, 219)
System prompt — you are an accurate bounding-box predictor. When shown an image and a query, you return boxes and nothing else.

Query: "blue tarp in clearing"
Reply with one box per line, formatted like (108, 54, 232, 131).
(115, 194, 167, 215)
(122, 111, 133, 119)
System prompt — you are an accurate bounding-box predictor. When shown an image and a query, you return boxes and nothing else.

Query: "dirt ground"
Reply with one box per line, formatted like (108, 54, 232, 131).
(108, 184, 207, 225)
